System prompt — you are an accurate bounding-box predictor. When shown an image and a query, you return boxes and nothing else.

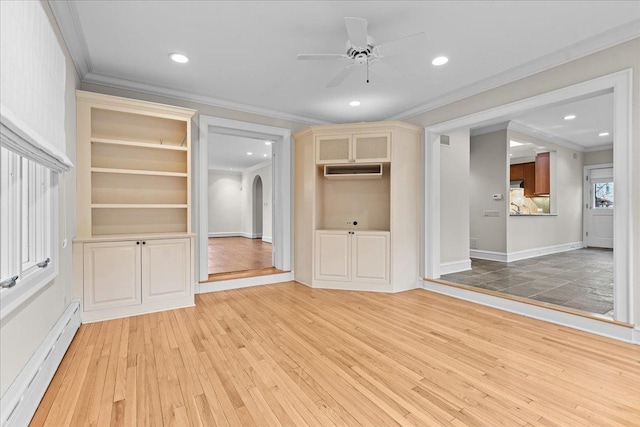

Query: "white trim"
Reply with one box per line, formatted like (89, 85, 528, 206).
(633, 328, 640, 343)
(198, 115, 292, 283)
(242, 159, 272, 174)
(48, 0, 92, 77)
(583, 163, 614, 248)
(439, 259, 472, 275)
(0, 300, 81, 426)
(207, 169, 241, 176)
(508, 120, 586, 152)
(388, 19, 640, 121)
(196, 271, 293, 294)
(81, 295, 194, 324)
(424, 69, 633, 325)
(583, 144, 614, 153)
(505, 242, 584, 262)
(262, 236, 272, 243)
(208, 232, 242, 238)
(423, 281, 638, 344)
(469, 250, 508, 262)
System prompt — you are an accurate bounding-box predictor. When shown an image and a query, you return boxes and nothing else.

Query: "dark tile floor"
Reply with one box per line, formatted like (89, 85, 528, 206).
(441, 248, 614, 317)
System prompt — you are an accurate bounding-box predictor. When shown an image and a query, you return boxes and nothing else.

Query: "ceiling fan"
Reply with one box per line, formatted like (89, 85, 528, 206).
(297, 17, 428, 87)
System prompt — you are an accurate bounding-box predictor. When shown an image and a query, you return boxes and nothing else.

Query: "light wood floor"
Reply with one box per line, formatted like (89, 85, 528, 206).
(208, 237, 273, 275)
(32, 282, 640, 426)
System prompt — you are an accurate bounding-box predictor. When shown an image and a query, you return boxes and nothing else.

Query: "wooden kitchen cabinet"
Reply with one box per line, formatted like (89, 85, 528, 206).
(535, 152, 550, 195)
(510, 163, 524, 180)
(523, 162, 536, 197)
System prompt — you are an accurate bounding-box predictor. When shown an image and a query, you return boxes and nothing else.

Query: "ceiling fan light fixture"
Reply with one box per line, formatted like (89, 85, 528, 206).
(349, 100, 361, 107)
(432, 56, 448, 66)
(169, 53, 189, 63)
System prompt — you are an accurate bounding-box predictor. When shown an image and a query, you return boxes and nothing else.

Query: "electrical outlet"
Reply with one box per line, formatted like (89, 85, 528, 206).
(470, 238, 478, 249)
(483, 210, 499, 217)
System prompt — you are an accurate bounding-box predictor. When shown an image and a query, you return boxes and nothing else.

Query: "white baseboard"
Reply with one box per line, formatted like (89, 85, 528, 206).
(208, 232, 242, 237)
(81, 295, 195, 323)
(470, 242, 584, 263)
(440, 259, 472, 275)
(1, 300, 81, 426)
(469, 249, 508, 262)
(196, 271, 293, 294)
(207, 232, 263, 239)
(262, 236, 272, 243)
(423, 280, 638, 345)
(506, 242, 584, 262)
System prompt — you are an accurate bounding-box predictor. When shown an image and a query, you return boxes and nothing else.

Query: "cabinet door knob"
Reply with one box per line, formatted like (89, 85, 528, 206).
(142, 241, 146, 245)
(136, 241, 140, 245)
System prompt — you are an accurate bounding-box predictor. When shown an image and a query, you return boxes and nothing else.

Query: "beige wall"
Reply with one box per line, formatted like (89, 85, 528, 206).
(469, 130, 508, 253)
(408, 38, 640, 324)
(208, 172, 242, 234)
(0, 1, 80, 396)
(584, 148, 614, 166)
(506, 130, 584, 253)
(440, 129, 470, 264)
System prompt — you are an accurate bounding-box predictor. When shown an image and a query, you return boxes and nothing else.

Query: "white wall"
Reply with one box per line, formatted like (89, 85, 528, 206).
(584, 148, 613, 166)
(241, 163, 272, 241)
(506, 130, 584, 253)
(0, 1, 80, 396)
(208, 172, 242, 234)
(440, 129, 470, 264)
(469, 130, 508, 253)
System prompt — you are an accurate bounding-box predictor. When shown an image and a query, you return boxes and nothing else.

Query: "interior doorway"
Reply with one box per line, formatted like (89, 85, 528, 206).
(252, 175, 263, 238)
(197, 116, 292, 286)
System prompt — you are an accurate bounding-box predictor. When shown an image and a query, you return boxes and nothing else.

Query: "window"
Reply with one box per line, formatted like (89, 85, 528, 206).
(594, 182, 614, 209)
(0, 146, 57, 317)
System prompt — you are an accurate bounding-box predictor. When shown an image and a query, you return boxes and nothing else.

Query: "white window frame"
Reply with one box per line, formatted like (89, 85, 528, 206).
(0, 147, 59, 320)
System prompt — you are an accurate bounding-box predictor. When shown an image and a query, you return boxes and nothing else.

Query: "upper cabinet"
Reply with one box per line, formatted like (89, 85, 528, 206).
(316, 132, 391, 164)
(535, 152, 550, 195)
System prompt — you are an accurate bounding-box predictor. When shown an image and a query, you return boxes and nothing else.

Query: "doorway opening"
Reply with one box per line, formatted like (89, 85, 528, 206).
(197, 116, 292, 286)
(423, 70, 632, 327)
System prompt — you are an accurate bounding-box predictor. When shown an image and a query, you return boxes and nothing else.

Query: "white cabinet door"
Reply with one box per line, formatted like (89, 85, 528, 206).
(315, 135, 352, 164)
(353, 133, 391, 163)
(352, 232, 390, 284)
(83, 241, 141, 311)
(142, 238, 191, 301)
(315, 231, 351, 281)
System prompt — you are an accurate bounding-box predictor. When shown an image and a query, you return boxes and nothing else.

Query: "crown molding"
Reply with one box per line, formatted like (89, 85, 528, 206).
(83, 72, 330, 126)
(387, 19, 640, 121)
(583, 144, 614, 153)
(508, 121, 588, 152)
(470, 121, 509, 137)
(208, 168, 242, 175)
(242, 159, 272, 174)
(48, 0, 92, 77)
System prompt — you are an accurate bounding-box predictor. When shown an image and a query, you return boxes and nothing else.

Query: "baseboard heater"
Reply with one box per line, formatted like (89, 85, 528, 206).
(324, 163, 383, 179)
(0, 300, 81, 426)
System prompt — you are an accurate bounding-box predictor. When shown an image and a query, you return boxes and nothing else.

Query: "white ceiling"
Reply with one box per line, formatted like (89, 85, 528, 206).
(512, 92, 614, 149)
(208, 134, 272, 172)
(52, 1, 640, 124)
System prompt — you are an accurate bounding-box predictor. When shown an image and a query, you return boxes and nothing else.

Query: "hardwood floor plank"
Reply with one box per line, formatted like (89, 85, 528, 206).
(33, 282, 640, 426)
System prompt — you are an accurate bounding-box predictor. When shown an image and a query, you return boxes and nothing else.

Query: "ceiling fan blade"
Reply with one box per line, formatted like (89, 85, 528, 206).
(297, 54, 348, 60)
(369, 59, 400, 79)
(344, 17, 369, 48)
(376, 32, 428, 58)
(326, 64, 358, 88)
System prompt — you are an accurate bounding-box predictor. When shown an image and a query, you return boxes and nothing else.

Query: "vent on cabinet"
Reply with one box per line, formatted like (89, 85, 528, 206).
(324, 163, 383, 180)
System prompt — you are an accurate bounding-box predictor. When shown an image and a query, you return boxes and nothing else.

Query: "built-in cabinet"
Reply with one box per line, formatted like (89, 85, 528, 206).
(74, 91, 196, 322)
(295, 121, 421, 292)
(316, 132, 391, 164)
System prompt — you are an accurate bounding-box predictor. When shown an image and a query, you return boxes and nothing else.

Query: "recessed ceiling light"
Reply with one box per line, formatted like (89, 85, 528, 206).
(599, 132, 610, 137)
(432, 56, 448, 66)
(349, 100, 361, 107)
(564, 115, 576, 120)
(509, 140, 523, 147)
(265, 141, 272, 145)
(169, 53, 189, 63)
(264, 154, 268, 157)
(247, 152, 253, 155)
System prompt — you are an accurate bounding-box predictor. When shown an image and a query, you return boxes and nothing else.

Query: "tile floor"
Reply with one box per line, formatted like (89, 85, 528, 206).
(441, 248, 614, 317)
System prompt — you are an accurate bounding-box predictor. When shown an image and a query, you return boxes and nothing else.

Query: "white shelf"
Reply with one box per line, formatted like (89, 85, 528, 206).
(91, 204, 188, 209)
(91, 137, 188, 151)
(91, 167, 187, 177)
